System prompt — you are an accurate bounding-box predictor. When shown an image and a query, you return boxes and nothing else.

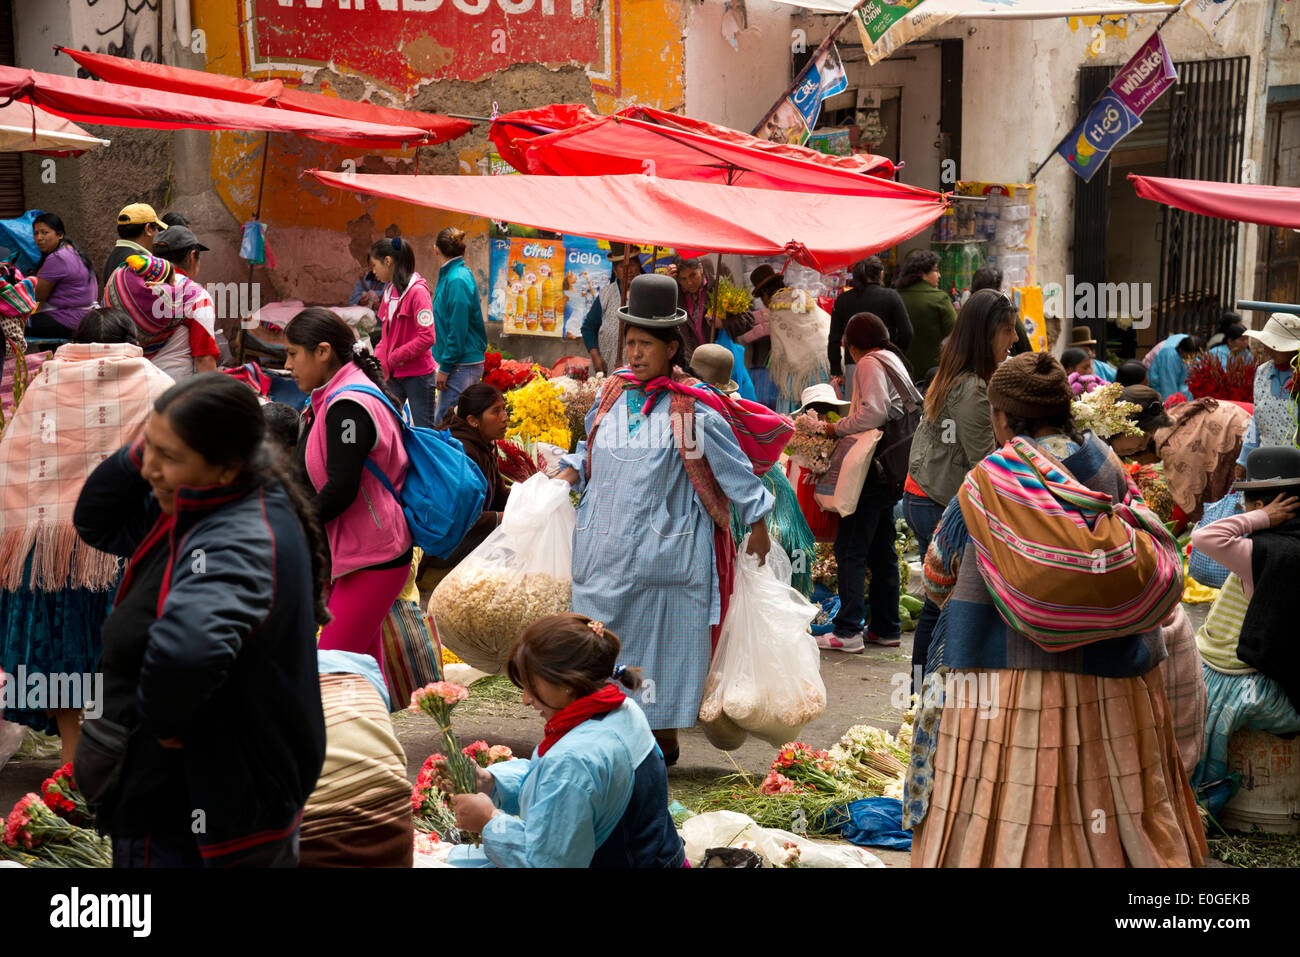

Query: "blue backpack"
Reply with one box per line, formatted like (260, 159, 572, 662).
(325, 384, 487, 559)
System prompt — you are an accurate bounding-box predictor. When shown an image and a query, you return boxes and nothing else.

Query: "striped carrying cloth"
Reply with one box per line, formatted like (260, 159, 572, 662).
(957, 436, 1183, 651)
(300, 670, 414, 867)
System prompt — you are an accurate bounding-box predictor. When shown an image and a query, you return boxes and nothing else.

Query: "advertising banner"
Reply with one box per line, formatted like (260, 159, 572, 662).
(1056, 91, 1142, 184)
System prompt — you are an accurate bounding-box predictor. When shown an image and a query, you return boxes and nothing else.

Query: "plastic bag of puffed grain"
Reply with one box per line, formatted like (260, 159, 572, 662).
(428, 473, 575, 674)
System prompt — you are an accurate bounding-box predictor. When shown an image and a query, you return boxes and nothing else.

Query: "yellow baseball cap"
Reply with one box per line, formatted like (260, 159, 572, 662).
(117, 203, 168, 229)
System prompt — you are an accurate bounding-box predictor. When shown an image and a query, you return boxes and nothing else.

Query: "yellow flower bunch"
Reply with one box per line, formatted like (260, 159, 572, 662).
(712, 276, 754, 317)
(505, 374, 572, 450)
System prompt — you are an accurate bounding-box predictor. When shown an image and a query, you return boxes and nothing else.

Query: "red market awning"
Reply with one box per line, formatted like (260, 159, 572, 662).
(60, 47, 473, 146)
(489, 103, 910, 198)
(308, 169, 948, 272)
(1129, 174, 1300, 230)
(0, 64, 432, 148)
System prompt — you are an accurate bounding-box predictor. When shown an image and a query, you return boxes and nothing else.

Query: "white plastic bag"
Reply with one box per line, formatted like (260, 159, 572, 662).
(698, 538, 826, 748)
(680, 811, 883, 868)
(428, 473, 575, 674)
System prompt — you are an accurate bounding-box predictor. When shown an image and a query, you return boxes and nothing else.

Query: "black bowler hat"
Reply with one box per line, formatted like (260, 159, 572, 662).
(1236, 446, 1300, 492)
(616, 273, 688, 328)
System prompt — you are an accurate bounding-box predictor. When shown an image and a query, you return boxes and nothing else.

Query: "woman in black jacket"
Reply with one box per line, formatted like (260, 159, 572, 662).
(829, 256, 912, 399)
(73, 373, 329, 868)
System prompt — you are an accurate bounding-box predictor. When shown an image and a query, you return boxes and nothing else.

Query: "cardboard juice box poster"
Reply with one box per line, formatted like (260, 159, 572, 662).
(504, 237, 567, 337)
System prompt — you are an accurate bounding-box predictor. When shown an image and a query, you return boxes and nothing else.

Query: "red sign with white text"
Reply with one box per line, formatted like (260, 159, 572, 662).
(244, 0, 600, 92)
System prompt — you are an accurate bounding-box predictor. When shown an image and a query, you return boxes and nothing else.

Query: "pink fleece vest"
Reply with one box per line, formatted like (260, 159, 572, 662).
(305, 362, 412, 578)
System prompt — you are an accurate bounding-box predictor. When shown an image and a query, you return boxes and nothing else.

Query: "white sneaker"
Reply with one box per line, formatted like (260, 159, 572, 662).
(816, 632, 865, 653)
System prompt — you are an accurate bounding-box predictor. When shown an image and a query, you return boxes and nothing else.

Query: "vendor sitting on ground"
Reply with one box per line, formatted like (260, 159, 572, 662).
(439, 614, 685, 868)
(1188, 447, 1300, 814)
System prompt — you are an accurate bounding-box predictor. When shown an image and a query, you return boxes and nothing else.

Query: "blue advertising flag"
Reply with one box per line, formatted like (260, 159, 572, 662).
(792, 66, 824, 126)
(1056, 91, 1142, 184)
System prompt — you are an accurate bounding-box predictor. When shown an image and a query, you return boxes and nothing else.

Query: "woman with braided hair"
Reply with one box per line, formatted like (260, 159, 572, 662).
(284, 307, 412, 669)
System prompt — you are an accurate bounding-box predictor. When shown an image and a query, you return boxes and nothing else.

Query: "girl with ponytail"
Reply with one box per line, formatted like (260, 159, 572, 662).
(437, 613, 686, 868)
(371, 236, 439, 427)
(284, 307, 414, 668)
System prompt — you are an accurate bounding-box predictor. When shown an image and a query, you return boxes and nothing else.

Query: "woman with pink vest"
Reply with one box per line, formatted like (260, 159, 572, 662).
(372, 237, 438, 428)
(284, 307, 412, 666)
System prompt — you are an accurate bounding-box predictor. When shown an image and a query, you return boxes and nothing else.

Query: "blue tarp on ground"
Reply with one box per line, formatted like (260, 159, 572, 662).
(825, 797, 912, 850)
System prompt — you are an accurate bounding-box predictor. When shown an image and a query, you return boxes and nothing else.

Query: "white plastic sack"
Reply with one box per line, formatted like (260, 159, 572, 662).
(681, 811, 883, 868)
(698, 539, 826, 748)
(814, 428, 882, 517)
(429, 473, 575, 674)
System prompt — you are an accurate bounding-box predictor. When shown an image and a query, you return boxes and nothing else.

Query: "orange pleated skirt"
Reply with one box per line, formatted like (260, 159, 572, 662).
(911, 667, 1208, 867)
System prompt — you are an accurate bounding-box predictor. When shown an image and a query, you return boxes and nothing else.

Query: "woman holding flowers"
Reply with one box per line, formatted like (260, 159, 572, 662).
(908, 352, 1205, 867)
(72, 374, 327, 867)
(818, 313, 923, 652)
(437, 614, 685, 868)
(556, 274, 781, 765)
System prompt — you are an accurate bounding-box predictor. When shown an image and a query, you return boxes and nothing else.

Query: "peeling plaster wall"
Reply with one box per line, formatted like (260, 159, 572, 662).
(684, 0, 793, 130)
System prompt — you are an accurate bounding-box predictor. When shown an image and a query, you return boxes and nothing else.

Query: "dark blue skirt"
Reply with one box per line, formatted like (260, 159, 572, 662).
(0, 551, 118, 734)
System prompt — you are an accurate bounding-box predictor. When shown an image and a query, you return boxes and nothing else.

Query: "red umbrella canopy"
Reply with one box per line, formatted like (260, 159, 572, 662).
(60, 47, 473, 147)
(489, 103, 908, 198)
(1129, 174, 1300, 230)
(308, 169, 948, 273)
(0, 64, 431, 147)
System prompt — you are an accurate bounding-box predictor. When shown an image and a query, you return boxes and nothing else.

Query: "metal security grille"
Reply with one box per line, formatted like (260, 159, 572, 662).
(1156, 56, 1251, 340)
(1073, 56, 1251, 343)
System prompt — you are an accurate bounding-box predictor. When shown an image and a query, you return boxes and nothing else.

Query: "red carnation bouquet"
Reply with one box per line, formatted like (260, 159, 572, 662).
(2, 791, 111, 867)
(483, 350, 543, 393)
(40, 762, 92, 827)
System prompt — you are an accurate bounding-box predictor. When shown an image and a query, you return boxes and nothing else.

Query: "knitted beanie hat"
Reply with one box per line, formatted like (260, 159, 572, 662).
(986, 351, 1073, 419)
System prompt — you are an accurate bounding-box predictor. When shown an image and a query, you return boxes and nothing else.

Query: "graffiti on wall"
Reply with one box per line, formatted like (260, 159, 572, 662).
(241, 0, 602, 92)
(74, 0, 160, 71)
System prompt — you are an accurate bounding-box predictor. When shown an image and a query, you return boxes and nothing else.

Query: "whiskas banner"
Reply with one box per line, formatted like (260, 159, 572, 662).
(1057, 30, 1174, 183)
(1109, 32, 1176, 118)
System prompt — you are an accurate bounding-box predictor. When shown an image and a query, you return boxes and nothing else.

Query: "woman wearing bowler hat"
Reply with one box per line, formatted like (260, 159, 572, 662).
(556, 274, 782, 765)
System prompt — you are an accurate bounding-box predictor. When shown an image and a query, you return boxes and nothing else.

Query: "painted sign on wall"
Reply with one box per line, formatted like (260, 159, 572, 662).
(242, 0, 601, 91)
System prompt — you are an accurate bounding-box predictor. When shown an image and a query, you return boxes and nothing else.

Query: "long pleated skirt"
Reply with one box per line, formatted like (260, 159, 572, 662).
(911, 667, 1208, 868)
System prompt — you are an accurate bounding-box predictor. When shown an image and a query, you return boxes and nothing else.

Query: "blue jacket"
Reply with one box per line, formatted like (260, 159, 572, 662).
(432, 257, 487, 368)
(74, 443, 326, 862)
(446, 698, 683, 868)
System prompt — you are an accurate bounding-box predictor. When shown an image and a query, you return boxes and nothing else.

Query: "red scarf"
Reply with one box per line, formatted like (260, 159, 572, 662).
(537, 684, 626, 757)
(613, 370, 792, 477)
